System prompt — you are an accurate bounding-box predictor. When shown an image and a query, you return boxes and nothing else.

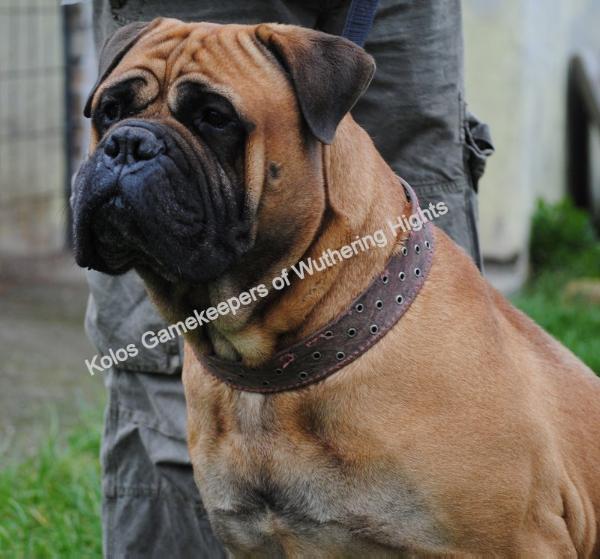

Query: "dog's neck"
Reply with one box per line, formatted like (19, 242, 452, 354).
(144, 117, 409, 367)
(278, 119, 410, 341)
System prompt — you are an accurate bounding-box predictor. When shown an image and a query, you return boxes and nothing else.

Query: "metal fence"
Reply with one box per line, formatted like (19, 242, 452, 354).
(0, 0, 66, 256)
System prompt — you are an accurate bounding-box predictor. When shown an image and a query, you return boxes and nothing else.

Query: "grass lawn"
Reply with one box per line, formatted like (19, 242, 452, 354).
(512, 199, 600, 375)
(0, 408, 103, 559)
(512, 272, 600, 374)
(0, 199, 598, 558)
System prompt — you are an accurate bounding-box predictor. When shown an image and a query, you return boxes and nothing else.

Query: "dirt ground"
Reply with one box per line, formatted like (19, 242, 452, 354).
(0, 252, 105, 463)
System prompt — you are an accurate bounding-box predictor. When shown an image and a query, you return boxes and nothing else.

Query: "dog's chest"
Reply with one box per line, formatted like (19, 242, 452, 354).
(192, 393, 444, 557)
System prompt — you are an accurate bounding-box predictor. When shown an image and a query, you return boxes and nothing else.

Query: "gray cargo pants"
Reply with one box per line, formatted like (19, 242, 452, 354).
(87, 1, 492, 557)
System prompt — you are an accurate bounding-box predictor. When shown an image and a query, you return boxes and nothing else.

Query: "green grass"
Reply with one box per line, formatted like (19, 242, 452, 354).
(512, 272, 600, 374)
(512, 198, 600, 374)
(0, 408, 103, 559)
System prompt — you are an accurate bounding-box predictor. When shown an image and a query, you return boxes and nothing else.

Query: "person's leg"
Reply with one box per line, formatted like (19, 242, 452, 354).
(320, 0, 492, 268)
(85, 268, 225, 558)
(100, 369, 225, 559)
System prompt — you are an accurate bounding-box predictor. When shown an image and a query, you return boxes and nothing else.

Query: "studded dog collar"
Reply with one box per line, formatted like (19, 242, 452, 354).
(197, 180, 434, 393)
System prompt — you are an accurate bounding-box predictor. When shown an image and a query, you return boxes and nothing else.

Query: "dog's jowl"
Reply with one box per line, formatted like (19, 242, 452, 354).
(72, 18, 600, 557)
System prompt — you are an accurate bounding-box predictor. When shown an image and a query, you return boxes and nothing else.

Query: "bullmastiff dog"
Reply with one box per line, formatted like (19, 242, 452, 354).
(71, 18, 600, 557)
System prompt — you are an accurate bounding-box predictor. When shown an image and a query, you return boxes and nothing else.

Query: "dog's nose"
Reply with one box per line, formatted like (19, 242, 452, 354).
(103, 126, 164, 164)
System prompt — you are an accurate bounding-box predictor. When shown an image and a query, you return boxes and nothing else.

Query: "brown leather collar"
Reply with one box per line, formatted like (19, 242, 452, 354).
(197, 181, 434, 393)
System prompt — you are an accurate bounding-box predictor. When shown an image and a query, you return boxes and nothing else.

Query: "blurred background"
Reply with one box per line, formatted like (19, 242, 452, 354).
(0, 0, 599, 556)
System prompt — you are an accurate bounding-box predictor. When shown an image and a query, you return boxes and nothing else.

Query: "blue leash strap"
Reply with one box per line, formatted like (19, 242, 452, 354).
(341, 0, 380, 47)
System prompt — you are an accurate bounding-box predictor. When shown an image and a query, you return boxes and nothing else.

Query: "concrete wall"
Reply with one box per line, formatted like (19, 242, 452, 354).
(464, 0, 600, 266)
(0, 0, 66, 258)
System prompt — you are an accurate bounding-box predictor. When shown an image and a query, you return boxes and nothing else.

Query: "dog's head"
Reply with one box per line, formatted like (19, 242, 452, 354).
(71, 18, 374, 285)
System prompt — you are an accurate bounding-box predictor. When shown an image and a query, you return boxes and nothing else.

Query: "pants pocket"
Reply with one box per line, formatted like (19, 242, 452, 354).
(464, 111, 494, 192)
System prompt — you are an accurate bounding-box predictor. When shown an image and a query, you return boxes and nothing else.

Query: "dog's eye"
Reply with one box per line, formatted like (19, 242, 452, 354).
(102, 99, 121, 125)
(197, 108, 230, 130)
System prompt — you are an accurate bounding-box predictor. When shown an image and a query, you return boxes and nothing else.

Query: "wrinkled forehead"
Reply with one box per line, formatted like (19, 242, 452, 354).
(92, 19, 292, 117)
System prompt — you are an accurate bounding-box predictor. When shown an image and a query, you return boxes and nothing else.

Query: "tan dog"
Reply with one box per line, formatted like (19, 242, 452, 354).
(72, 18, 600, 557)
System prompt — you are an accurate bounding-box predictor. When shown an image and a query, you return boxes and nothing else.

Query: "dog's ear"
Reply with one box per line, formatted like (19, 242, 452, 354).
(256, 24, 376, 144)
(84, 19, 162, 118)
